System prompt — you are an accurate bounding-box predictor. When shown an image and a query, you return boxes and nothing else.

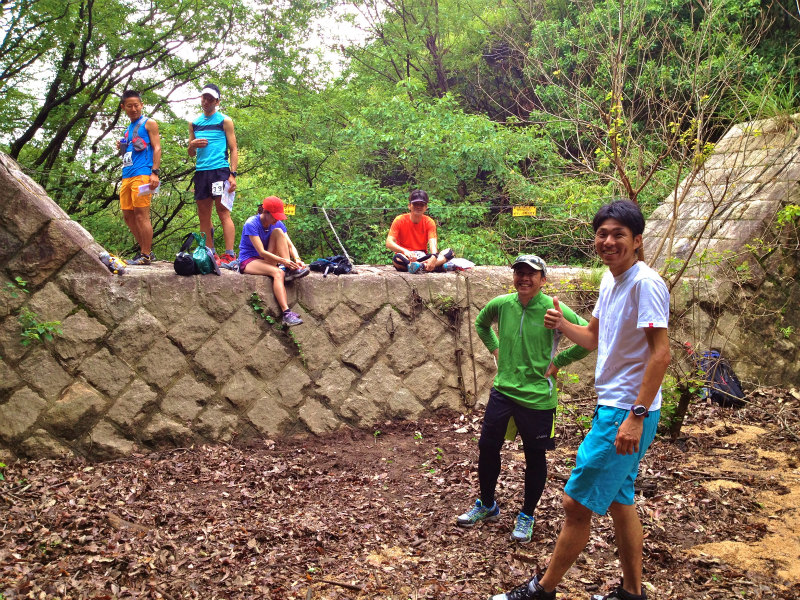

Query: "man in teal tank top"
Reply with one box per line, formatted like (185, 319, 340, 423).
(188, 83, 239, 267)
(118, 89, 161, 266)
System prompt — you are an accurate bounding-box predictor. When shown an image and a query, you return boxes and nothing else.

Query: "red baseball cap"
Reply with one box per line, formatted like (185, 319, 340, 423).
(262, 196, 287, 220)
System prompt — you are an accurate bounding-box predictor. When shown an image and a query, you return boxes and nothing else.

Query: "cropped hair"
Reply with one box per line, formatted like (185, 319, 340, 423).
(592, 199, 645, 237)
(121, 90, 141, 102)
(408, 189, 429, 204)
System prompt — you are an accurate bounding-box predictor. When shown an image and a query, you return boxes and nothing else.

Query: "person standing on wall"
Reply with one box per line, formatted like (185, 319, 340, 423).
(188, 83, 239, 268)
(489, 200, 671, 600)
(457, 255, 591, 544)
(118, 89, 161, 265)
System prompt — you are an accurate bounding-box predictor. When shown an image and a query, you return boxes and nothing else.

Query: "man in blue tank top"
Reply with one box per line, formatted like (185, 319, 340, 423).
(118, 90, 161, 266)
(188, 83, 239, 268)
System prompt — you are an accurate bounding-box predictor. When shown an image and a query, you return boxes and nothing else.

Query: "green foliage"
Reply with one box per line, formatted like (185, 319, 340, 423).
(17, 307, 63, 346)
(777, 204, 800, 227)
(4, 277, 29, 299)
(3, 0, 797, 269)
(0, 461, 6, 482)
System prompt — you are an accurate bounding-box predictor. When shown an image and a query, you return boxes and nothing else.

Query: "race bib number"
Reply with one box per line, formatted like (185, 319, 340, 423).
(211, 180, 224, 196)
(122, 151, 133, 168)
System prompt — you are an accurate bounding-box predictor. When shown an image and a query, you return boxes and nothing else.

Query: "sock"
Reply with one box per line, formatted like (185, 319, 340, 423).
(225, 249, 234, 256)
(283, 309, 291, 315)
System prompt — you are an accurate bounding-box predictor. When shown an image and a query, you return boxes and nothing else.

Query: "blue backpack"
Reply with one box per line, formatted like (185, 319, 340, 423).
(309, 255, 352, 277)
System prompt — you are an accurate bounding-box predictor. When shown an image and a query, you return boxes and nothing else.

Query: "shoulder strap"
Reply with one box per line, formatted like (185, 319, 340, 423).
(179, 232, 195, 253)
(131, 116, 147, 139)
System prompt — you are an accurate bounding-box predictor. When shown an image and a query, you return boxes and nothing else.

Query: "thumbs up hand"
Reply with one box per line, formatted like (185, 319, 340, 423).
(544, 296, 564, 330)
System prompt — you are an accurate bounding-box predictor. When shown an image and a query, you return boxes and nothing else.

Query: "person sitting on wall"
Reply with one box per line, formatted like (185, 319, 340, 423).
(238, 196, 308, 327)
(386, 189, 454, 273)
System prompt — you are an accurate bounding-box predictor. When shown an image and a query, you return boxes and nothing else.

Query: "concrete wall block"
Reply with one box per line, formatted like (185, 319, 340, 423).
(356, 360, 403, 401)
(79, 348, 134, 398)
(193, 335, 239, 382)
(106, 378, 158, 433)
(197, 274, 262, 323)
(314, 366, 358, 406)
(323, 303, 362, 346)
(63, 275, 141, 326)
(274, 363, 312, 409)
(17, 429, 72, 459)
(0, 359, 21, 394)
(222, 369, 266, 412)
(18, 348, 72, 401)
(341, 275, 388, 318)
(160, 375, 215, 422)
(247, 393, 292, 435)
(53, 310, 108, 364)
(137, 338, 189, 390)
(141, 412, 195, 447)
(144, 275, 199, 328)
(194, 402, 239, 442)
(299, 399, 341, 435)
(402, 361, 444, 403)
(386, 329, 429, 375)
(220, 306, 268, 354)
(168, 305, 220, 353)
(26, 282, 77, 323)
(85, 420, 137, 460)
(246, 332, 295, 377)
(297, 275, 343, 317)
(339, 395, 382, 428)
(44, 381, 109, 441)
(387, 388, 425, 420)
(0, 273, 28, 319)
(107, 307, 166, 365)
(340, 327, 383, 373)
(0, 387, 48, 442)
(6, 220, 95, 286)
(0, 154, 64, 240)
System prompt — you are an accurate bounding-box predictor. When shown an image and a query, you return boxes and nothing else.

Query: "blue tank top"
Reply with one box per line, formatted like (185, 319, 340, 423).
(192, 111, 229, 171)
(121, 116, 153, 179)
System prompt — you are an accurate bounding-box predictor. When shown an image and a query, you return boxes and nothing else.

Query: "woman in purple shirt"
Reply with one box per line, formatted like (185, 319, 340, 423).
(238, 196, 308, 327)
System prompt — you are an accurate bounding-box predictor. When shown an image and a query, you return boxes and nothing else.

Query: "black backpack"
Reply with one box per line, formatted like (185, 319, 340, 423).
(309, 255, 352, 277)
(699, 350, 746, 408)
(174, 232, 198, 276)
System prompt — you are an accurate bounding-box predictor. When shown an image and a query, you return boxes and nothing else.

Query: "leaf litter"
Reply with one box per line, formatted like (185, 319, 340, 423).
(1, 388, 799, 599)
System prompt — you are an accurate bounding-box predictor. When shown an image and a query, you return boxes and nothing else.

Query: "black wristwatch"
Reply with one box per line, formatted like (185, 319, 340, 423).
(151, 168, 161, 176)
(631, 405, 649, 417)
(230, 171, 237, 177)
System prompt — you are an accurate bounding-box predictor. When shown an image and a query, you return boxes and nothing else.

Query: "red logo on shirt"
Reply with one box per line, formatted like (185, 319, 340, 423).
(648, 323, 654, 327)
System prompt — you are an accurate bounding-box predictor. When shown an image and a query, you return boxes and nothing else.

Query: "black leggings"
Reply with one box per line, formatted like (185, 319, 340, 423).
(477, 388, 554, 515)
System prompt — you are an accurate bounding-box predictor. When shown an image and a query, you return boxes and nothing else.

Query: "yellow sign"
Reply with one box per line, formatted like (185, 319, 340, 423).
(512, 206, 536, 217)
(285, 204, 296, 216)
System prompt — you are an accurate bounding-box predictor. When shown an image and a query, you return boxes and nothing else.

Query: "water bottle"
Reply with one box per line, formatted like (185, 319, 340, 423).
(99, 251, 127, 275)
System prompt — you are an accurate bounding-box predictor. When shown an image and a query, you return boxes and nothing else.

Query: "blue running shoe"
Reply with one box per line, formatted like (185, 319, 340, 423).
(408, 261, 422, 274)
(456, 499, 500, 527)
(510, 511, 535, 543)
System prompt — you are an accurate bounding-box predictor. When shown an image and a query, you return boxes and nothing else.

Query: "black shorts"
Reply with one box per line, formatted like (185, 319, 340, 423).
(479, 388, 556, 450)
(194, 168, 230, 200)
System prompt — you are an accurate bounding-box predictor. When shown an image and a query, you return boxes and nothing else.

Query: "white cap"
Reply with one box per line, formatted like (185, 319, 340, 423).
(201, 86, 220, 99)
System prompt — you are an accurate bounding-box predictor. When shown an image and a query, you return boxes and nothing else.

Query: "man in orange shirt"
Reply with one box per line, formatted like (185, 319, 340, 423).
(386, 189, 454, 273)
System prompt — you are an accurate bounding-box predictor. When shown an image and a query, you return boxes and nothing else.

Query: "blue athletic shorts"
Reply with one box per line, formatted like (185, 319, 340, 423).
(564, 405, 660, 515)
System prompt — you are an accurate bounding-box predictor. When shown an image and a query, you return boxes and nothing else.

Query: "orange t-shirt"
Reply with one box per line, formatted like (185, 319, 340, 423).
(388, 214, 437, 252)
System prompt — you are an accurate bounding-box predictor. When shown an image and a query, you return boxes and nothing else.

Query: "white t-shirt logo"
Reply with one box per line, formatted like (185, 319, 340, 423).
(122, 151, 133, 168)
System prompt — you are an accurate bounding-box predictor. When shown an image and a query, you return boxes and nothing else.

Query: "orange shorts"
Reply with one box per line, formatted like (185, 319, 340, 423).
(120, 174, 153, 211)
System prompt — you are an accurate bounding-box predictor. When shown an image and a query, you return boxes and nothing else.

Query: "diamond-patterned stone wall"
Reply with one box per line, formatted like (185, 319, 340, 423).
(644, 117, 800, 386)
(4, 121, 799, 462)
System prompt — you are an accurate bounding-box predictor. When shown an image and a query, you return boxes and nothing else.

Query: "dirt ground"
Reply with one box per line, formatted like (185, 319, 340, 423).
(2, 388, 799, 600)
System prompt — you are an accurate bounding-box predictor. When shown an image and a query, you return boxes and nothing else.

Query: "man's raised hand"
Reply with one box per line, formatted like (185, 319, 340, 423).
(544, 296, 564, 330)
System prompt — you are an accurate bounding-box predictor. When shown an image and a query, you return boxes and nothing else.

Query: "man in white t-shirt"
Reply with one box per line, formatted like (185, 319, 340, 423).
(489, 200, 671, 600)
